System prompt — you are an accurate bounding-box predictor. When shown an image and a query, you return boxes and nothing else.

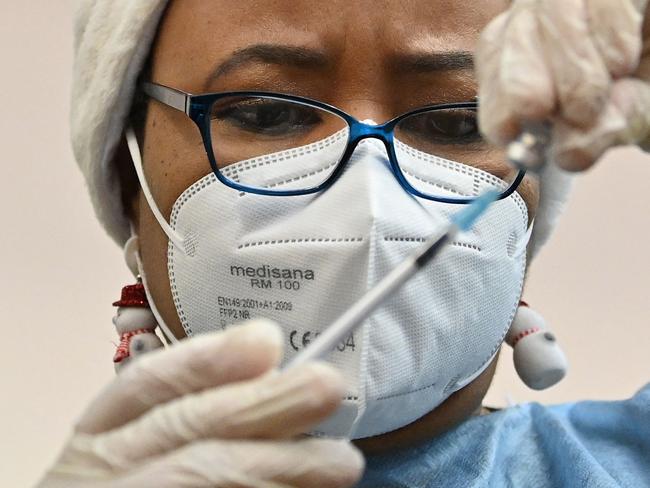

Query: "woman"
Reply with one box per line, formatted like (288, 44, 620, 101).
(39, 0, 650, 486)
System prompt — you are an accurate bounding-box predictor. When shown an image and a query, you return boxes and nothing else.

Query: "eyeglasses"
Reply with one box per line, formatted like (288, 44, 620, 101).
(141, 82, 526, 204)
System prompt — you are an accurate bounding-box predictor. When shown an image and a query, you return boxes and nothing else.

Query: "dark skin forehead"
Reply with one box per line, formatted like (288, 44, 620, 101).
(125, 0, 531, 454)
(151, 0, 509, 107)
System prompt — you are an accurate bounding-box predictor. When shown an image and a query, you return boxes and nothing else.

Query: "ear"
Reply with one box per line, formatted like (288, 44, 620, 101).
(114, 131, 142, 232)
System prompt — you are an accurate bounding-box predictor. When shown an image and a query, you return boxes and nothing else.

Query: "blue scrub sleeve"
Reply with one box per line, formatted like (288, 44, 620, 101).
(358, 383, 650, 487)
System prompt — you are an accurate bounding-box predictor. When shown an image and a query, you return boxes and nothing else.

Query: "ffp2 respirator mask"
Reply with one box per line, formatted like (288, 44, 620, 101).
(129, 132, 530, 439)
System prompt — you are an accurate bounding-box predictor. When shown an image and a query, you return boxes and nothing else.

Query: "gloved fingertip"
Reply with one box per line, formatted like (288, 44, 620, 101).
(483, 126, 521, 148)
(301, 361, 347, 402)
(551, 100, 626, 172)
(561, 90, 610, 130)
(562, 112, 602, 132)
(512, 93, 556, 122)
(552, 146, 598, 172)
(479, 112, 521, 147)
(313, 438, 366, 485)
(239, 318, 283, 349)
(499, 71, 555, 122)
(336, 441, 366, 484)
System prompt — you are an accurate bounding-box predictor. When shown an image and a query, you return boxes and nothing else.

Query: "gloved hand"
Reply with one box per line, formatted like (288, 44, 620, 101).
(36, 320, 364, 488)
(477, 0, 650, 171)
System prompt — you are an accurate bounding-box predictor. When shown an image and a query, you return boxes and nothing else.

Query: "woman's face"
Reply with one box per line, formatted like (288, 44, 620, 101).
(122, 0, 539, 451)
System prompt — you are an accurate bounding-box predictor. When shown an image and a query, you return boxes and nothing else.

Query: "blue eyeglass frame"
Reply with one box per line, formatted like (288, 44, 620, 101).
(141, 82, 526, 204)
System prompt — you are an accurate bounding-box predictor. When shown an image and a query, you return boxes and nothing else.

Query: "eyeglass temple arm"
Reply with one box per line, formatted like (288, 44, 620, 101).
(142, 82, 191, 115)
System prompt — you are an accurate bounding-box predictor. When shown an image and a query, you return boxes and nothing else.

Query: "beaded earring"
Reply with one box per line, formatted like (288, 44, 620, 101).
(112, 283, 164, 372)
(111, 236, 163, 373)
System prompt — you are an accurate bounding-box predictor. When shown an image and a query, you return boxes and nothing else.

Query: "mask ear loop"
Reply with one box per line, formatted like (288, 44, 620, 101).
(124, 127, 183, 345)
(124, 228, 180, 345)
(125, 126, 187, 253)
(135, 247, 180, 345)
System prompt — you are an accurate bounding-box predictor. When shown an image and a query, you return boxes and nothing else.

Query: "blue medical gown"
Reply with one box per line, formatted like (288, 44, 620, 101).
(357, 383, 650, 487)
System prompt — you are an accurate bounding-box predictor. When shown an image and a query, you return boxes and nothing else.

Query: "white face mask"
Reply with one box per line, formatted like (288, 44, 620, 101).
(129, 132, 530, 439)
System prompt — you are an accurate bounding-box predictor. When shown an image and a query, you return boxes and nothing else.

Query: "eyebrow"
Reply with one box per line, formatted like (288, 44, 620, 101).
(206, 43, 474, 88)
(392, 51, 474, 73)
(206, 44, 330, 87)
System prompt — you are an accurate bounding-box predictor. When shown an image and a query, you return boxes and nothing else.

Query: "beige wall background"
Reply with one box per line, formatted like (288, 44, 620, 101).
(1, 2, 649, 487)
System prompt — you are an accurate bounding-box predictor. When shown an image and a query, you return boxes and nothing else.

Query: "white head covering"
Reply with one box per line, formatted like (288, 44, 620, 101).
(71, 0, 573, 256)
(72, 0, 168, 245)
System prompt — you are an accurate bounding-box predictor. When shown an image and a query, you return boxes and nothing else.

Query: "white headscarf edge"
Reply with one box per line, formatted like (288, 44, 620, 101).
(71, 0, 169, 245)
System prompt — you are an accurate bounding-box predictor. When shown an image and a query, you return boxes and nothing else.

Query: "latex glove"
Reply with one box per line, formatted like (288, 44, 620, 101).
(477, 0, 650, 171)
(36, 320, 364, 488)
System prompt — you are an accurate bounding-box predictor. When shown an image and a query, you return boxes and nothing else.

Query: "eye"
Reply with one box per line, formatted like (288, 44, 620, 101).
(211, 98, 323, 137)
(398, 109, 482, 146)
(427, 110, 478, 139)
